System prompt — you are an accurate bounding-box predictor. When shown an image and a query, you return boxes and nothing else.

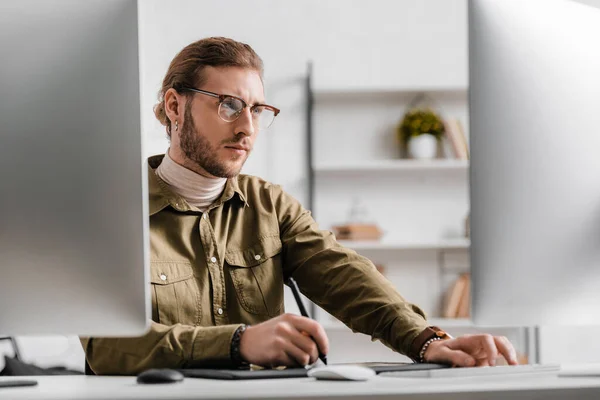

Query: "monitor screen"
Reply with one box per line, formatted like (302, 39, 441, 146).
(0, 0, 149, 336)
(469, 0, 600, 326)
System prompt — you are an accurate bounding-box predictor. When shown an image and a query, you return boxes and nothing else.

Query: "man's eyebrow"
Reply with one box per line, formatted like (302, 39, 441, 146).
(245, 96, 267, 106)
(224, 92, 265, 105)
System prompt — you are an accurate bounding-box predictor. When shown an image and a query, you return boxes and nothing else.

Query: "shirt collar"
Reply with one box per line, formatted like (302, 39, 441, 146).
(147, 154, 248, 216)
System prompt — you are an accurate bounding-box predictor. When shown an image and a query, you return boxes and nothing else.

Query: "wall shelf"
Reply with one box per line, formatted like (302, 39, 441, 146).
(312, 85, 468, 96)
(338, 238, 470, 251)
(315, 159, 469, 174)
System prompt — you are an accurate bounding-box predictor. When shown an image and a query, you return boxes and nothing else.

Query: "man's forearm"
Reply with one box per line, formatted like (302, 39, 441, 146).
(81, 321, 242, 375)
(273, 184, 429, 357)
(292, 247, 429, 356)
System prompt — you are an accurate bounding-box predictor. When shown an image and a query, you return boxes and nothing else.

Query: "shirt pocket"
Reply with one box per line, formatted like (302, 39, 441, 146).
(225, 235, 284, 317)
(150, 261, 201, 326)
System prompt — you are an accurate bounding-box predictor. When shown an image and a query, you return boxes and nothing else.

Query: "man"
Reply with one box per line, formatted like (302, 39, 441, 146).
(81, 37, 518, 375)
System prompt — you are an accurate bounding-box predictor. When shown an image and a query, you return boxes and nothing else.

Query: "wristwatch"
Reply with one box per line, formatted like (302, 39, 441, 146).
(230, 324, 250, 368)
(409, 326, 452, 363)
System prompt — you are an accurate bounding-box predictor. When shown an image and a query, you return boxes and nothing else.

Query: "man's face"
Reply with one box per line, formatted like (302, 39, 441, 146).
(175, 66, 264, 178)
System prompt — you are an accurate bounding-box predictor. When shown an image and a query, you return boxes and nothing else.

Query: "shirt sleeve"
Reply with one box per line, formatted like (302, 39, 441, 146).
(81, 321, 242, 375)
(271, 184, 429, 357)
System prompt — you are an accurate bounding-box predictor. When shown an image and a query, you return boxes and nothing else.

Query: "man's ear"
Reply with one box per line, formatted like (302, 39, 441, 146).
(164, 88, 184, 130)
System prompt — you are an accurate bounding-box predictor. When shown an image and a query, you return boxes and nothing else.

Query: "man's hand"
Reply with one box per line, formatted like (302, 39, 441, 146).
(424, 334, 519, 367)
(239, 313, 329, 368)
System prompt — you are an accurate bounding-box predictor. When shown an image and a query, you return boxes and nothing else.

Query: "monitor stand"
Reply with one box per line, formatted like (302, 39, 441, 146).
(0, 337, 38, 388)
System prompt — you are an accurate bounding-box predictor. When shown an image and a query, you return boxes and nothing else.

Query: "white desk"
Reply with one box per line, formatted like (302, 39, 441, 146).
(2, 369, 600, 400)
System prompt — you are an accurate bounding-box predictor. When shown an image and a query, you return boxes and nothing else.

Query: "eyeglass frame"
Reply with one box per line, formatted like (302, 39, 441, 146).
(179, 87, 280, 127)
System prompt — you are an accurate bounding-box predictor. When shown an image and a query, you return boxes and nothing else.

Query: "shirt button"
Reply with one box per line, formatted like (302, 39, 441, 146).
(203, 214, 208, 220)
(210, 257, 217, 263)
(160, 274, 167, 281)
(254, 254, 261, 261)
(217, 308, 223, 315)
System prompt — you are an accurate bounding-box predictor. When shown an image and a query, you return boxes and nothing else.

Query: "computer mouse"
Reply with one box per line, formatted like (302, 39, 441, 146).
(136, 368, 185, 384)
(307, 365, 376, 381)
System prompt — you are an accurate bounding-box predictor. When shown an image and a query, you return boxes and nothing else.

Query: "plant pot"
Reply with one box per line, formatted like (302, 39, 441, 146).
(408, 133, 437, 159)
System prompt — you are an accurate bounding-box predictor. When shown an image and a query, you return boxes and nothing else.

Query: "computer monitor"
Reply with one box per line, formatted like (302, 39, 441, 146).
(0, 0, 149, 336)
(469, 0, 600, 326)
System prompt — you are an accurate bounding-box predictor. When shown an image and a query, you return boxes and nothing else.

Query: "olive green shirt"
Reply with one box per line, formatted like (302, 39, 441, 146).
(81, 155, 429, 375)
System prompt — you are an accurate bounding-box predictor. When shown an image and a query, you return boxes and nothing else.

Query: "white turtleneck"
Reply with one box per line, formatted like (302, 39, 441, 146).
(155, 150, 227, 212)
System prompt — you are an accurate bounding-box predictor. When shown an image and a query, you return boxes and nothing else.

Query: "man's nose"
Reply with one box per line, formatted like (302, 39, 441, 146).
(234, 107, 256, 137)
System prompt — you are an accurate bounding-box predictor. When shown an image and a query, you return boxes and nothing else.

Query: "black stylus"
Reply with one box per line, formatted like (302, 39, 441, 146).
(286, 277, 328, 365)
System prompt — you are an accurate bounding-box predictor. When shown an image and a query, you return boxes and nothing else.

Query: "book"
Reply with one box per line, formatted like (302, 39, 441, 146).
(443, 273, 469, 318)
(443, 118, 468, 160)
(455, 119, 470, 159)
(332, 223, 383, 241)
(456, 273, 471, 318)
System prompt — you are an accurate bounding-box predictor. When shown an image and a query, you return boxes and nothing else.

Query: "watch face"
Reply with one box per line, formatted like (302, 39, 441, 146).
(435, 330, 450, 339)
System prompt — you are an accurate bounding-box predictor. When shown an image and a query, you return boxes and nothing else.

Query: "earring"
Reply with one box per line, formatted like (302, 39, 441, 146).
(174, 121, 178, 131)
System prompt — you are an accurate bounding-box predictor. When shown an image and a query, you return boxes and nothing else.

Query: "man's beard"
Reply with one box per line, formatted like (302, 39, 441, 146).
(179, 104, 248, 178)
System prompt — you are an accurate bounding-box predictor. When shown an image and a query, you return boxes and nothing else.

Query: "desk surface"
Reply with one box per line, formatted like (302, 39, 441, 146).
(2, 365, 600, 400)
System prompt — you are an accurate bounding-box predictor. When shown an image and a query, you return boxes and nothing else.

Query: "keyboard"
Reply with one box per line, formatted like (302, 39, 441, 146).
(379, 364, 561, 378)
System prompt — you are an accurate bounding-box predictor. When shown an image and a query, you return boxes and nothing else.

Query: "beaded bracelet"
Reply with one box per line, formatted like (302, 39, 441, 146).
(230, 324, 249, 367)
(419, 337, 443, 363)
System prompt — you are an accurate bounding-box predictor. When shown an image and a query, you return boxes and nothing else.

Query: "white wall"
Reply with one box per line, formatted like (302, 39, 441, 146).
(572, 0, 600, 8)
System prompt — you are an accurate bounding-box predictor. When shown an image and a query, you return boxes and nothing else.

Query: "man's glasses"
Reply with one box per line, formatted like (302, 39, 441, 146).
(180, 87, 280, 130)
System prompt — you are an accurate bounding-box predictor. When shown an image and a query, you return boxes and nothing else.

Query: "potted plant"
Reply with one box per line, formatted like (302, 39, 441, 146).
(397, 107, 445, 159)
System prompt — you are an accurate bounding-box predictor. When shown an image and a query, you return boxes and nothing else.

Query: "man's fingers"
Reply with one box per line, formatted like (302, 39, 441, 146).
(478, 334, 499, 366)
(286, 315, 329, 356)
(447, 334, 511, 367)
(275, 350, 300, 368)
(282, 341, 312, 367)
(494, 336, 519, 365)
(474, 358, 491, 367)
(428, 343, 475, 367)
(290, 330, 319, 365)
